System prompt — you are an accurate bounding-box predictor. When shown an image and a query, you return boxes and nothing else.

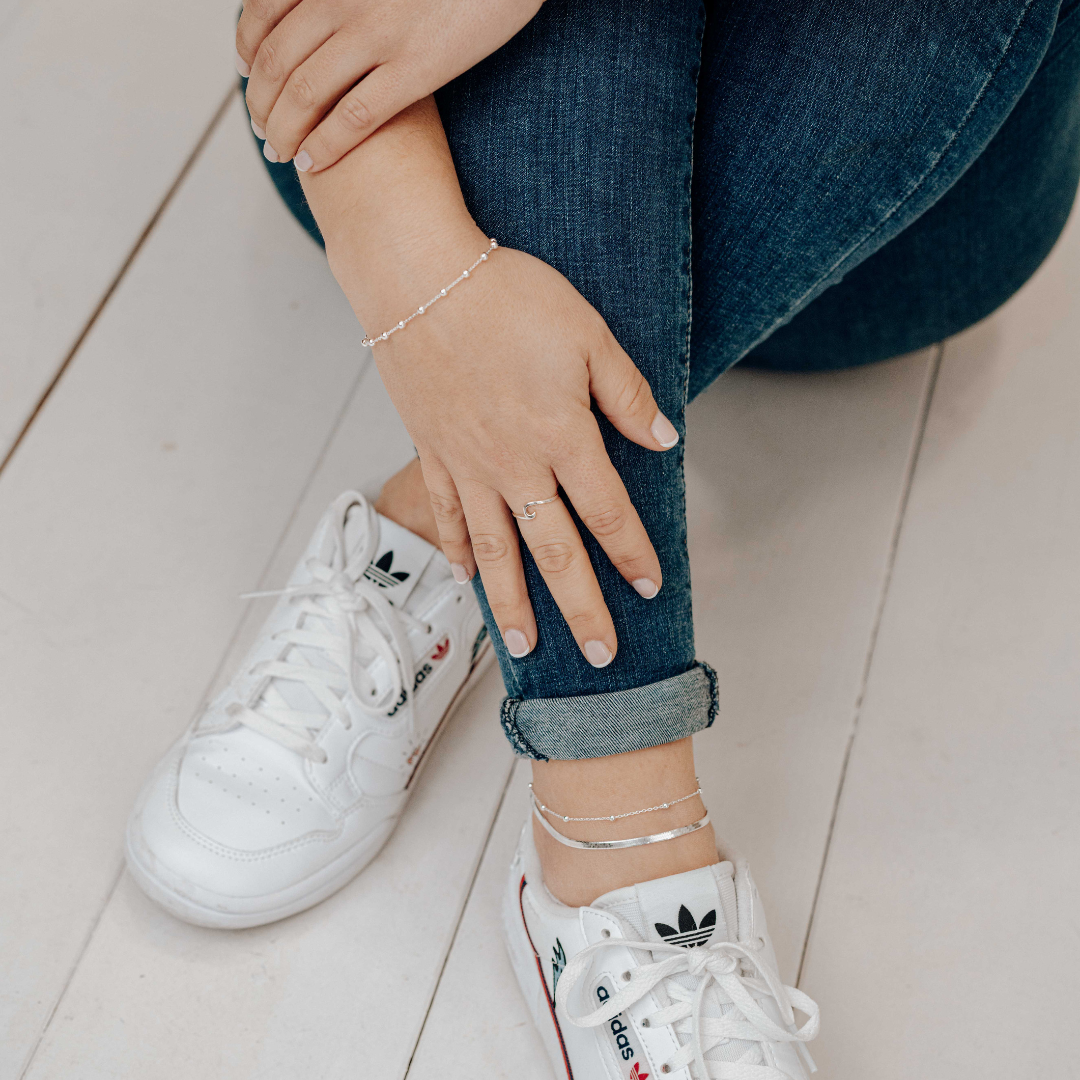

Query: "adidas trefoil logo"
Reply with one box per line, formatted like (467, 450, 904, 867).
(363, 550, 410, 589)
(629, 1063, 650, 1080)
(551, 937, 567, 993)
(654, 904, 716, 948)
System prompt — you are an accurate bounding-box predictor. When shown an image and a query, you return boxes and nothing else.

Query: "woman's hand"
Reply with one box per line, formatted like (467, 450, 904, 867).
(327, 223, 679, 666)
(237, 0, 543, 172)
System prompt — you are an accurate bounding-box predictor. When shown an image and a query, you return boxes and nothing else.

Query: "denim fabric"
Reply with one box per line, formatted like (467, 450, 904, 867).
(747, 0, 1080, 369)
(500, 661, 718, 760)
(252, 0, 1080, 760)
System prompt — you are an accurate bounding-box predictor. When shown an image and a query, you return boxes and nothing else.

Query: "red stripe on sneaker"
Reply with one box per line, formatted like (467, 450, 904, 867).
(518, 874, 574, 1080)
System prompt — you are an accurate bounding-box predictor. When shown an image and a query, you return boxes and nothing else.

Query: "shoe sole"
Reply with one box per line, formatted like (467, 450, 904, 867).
(126, 640, 496, 930)
(502, 869, 575, 1080)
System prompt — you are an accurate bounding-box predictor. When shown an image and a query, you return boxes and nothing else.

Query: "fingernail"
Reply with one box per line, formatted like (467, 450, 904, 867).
(263, 141, 279, 163)
(451, 563, 470, 584)
(651, 412, 679, 449)
(234, 50, 251, 78)
(250, 118, 265, 139)
(503, 629, 530, 658)
(583, 640, 613, 668)
(632, 578, 659, 599)
(294, 149, 313, 172)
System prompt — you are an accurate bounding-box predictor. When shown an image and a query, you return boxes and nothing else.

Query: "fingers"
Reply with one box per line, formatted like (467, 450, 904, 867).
(555, 426, 663, 600)
(512, 488, 618, 668)
(244, 3, 335, 144)
(458, 482, 537, 658)
(588, 332, 681, 452)
(235, 0, 303, 75)
(416, 455, 474, 585)
(295, 63, 413, 173)
(262, 36, 379, 163)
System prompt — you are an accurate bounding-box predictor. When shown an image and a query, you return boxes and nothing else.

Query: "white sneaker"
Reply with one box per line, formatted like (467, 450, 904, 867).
(503, 826, 820, 1079)
(126, 490, 493, 928)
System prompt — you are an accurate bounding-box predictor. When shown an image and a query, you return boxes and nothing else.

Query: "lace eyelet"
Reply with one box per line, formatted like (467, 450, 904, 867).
(601, 929, 611, 938)
(621, 971, 631, 982)
(640, 1018, 650, 1028)
(661, 1066, 671, 1074)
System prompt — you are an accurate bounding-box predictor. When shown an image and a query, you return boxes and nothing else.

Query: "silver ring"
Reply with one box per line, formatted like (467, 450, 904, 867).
(511, 495, 560, 521)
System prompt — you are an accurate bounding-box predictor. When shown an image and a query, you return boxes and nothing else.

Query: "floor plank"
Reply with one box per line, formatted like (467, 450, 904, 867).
(405, 763, 552, 1080)
(24, 671, 512, 1080)
(0, 99, 368, 1076)
(685, 352, 938, 981)
(0, 0, 237, 459)
(800, 209, 1080, 1075)
(407, 348, 939, 1076)
(21, 328, 515, 1080)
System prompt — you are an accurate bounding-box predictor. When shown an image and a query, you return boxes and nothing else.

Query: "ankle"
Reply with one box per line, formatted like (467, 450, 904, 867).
(531, 740, 719, 907)
(534, 817, 719, 907)
(374, 457, 441, 548)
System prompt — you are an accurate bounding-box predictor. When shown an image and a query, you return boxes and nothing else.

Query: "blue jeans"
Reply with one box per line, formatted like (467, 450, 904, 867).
(253, 0, 1080, 760)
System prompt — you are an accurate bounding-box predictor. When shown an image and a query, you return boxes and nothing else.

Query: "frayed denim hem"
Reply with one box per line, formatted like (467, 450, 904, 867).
(499, 662, 719, 761)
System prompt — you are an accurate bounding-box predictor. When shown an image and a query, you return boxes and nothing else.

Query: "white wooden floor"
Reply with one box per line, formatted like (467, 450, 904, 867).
(2, 6, 1078, 1076)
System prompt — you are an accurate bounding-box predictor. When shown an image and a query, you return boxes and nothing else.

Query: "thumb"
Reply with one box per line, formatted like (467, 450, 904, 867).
(587, 334, 680, 451)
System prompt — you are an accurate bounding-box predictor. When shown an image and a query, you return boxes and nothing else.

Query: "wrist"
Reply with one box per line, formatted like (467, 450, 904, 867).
(326, 209, 490, 334)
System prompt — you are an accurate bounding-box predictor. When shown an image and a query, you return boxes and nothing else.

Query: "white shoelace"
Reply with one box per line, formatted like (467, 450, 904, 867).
(227, 496, 429, 762)
(557, 934, 819, 1079)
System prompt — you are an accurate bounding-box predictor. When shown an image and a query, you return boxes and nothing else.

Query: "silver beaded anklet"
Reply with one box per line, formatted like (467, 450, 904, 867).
(361, 238, 499, 347)
(528, 780, 702, 823)
(531, 794, 710, 850)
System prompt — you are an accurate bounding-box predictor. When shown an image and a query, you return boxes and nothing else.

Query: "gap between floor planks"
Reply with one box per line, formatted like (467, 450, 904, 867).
(0, 87, 234, 480)
(795, 343, 943, 987)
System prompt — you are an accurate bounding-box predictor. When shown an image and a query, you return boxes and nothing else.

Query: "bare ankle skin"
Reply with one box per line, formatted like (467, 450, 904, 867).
(374, 457, 441, 548)
(531, 738, 719, 907)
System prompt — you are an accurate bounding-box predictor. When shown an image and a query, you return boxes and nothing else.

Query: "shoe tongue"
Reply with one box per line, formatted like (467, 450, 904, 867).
(348, 511, 436, 608)
(596, 862, 760, 1067)
(268, 510, 437, 723)
(595, 861, 738, 948)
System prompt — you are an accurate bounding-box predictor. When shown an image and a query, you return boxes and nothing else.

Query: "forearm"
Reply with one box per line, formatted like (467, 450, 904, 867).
(297, 96, 488, 332)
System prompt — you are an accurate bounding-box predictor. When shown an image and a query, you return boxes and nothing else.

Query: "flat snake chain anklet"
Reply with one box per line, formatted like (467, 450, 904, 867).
(528, 780, 702, 823)
(531, 794, 711, 851)
(361, 238, 499, 348)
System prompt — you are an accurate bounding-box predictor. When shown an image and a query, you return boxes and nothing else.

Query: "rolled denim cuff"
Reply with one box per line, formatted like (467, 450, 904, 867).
(499, 662, 719, 761)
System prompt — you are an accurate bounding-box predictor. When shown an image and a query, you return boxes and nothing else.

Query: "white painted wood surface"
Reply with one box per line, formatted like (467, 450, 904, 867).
(800, 207, 1080, 1078)
(0, 99, 368, 1076)
(684, 352, 937, 981)
(0, 0, 235, 459)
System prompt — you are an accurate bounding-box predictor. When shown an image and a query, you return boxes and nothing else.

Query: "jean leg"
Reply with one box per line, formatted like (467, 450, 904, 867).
(744, 0, 1080, 371)
(687, 0, 1063, 398)
(436, 0, 715, 759)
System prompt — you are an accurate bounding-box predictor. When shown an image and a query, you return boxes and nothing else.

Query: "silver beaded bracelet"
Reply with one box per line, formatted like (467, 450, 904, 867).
(361, 238, 499, 348)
